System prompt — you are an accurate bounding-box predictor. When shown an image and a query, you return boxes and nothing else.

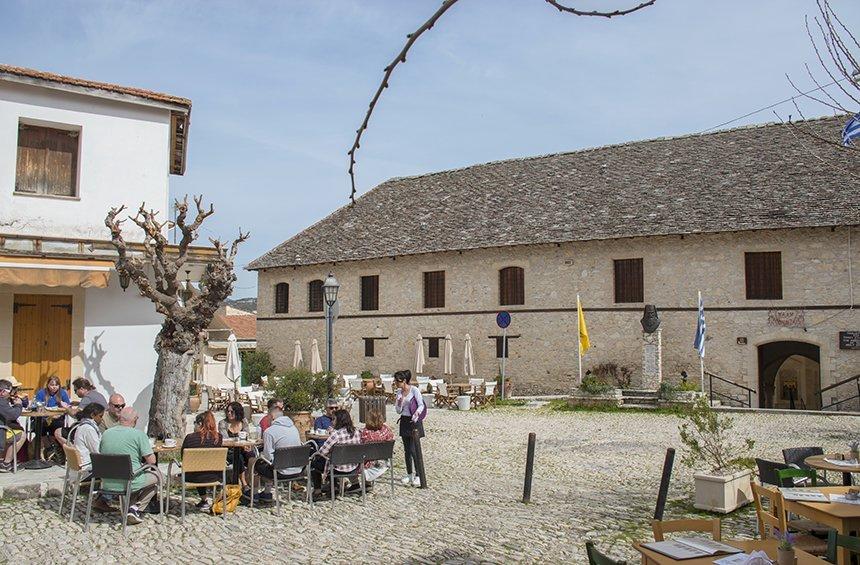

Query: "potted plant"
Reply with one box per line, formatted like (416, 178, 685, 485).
(774, 530, 795, 565)
(568, 372, 623, 409)
(268, 368, 335, 440)
(188, 381, 201, 413)
(678, 397, 755, 513)
(361, 370, 376, 392)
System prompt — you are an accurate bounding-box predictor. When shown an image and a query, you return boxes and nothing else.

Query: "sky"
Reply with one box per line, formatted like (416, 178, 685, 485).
(3, 0, 859, 298)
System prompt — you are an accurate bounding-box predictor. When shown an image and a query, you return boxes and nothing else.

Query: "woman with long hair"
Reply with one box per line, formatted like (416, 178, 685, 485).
(218, 401, 251, 488)
(34, 376, 71, 458)
(311, 409, 361, 498)
(182, 410, 223, 511)
(394, 369, 425, 487)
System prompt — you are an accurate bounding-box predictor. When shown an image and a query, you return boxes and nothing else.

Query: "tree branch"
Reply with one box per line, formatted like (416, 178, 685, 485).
(543, 0, 655, 17)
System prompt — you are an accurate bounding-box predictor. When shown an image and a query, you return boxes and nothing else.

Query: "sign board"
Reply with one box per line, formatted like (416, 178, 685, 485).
(767, 309, 805, 328)
(496, 311, 511, 329)
(840, 331, 860, 350)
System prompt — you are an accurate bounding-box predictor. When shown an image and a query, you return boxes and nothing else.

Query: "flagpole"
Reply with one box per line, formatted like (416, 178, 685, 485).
(576, 294, 583, 385)
(698, 290, 705, 394)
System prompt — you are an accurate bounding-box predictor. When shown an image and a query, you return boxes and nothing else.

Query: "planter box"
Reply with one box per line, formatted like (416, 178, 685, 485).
(693, 469, 753, 513)
(567, 389, 623, 409)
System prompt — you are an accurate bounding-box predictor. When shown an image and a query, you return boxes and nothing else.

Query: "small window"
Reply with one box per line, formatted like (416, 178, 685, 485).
(16, 123, 80, 197)
(360, 275, 379, 311)
(499, 267, 524, 306)
(745, 252, 782, 300)
(364, 338, 375, 358)
(614, 258, 644, 303)
(308, 280, 324, 312)
(495, 336, 510, 359)
(423, 271, 445, 308)
(274, 283, 289, 313)
(428, 337, 440, 358)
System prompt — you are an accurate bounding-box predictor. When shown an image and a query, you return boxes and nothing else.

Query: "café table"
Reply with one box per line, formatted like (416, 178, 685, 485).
(806, 453, 860, 486)
(20, 408, 66, 470)
(222, 438, 262, 485)
(781, 485, 860, 565)
(152, 440, 181, 465)
(449, 383, 476, 395)
(634, 538, 826, 565)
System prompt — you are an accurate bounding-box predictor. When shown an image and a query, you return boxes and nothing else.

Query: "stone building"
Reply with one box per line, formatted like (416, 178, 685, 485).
(250, 117, 860, 409)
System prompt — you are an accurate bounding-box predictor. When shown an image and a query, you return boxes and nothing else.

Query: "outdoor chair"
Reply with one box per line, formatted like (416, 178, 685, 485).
(826, 530, 860, 563)
(484, 381, 497, 404)
(348, 378, 364, 399)
(417, 376, 431, 393)
(756, 457, 791, 486)
(208, 387, 229, 412)
(381, 377, 396, 402)
(783, 446, 831, 485)
(84, 453, 164, 536)
(328, 443, 367, 510)
(361, 440, 396, 494)
(585, 541, 627, 565)
(434, 382, 457, 409)
(468, 378, 484, 393)
(248, 442, 316, 513)
(59, 444, 91, 522)
(651, 518, 721, 541)
(0, 424, 19, 474)
(774, 468, 830, 536)
(166, 447, 228, 522)
(751, 483, 827, 556)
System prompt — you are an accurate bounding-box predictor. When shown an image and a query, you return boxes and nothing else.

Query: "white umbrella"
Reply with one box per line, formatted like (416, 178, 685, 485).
(463, 333, 475, 376)
(310, 338, 323, 374)
(225, 332, 242, 394)
(443, 334, 453, 375)
(414, 334, 425, 375)
(292, 340, 303, 368)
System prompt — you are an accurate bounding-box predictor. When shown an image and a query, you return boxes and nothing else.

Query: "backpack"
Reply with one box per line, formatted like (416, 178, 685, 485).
(211, 484, 243, 515)
(409, 393, 427, 423)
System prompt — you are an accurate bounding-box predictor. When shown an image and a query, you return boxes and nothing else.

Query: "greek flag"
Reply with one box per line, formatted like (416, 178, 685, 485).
(693, 294, 706, 359)
(842, 113, 860, 146)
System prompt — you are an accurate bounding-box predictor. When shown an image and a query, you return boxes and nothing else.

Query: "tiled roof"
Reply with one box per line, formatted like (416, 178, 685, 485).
(248, 116, 860, 270)
(0, 64, 191, 109)
(208, 307, 256, 341)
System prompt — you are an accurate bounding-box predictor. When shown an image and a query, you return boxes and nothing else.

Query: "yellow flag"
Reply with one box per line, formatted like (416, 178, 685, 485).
(577, 295, 590, 354)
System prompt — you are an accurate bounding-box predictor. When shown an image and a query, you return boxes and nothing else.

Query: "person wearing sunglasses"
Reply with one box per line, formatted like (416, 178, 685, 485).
(101, 394, 126, 432)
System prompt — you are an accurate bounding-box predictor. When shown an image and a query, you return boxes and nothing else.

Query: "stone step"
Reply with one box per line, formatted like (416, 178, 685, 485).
(621, 389, 659, 398)
(621, 403, 658, 410)
(622, 397, 659, 405)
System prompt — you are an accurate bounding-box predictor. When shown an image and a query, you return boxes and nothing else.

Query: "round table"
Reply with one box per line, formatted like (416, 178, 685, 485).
(805, 453, 860, 486)
(20, 408, 66, 470)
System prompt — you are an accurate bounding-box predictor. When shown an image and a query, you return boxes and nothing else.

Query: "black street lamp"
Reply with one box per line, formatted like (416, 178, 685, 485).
(323, 273, 340, 374)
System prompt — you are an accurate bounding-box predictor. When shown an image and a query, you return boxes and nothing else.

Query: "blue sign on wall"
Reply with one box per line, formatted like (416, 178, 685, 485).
(496, 311, 511, 329)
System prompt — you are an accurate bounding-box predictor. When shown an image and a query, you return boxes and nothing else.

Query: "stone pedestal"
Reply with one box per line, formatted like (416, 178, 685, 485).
(637, 329, 663, 389)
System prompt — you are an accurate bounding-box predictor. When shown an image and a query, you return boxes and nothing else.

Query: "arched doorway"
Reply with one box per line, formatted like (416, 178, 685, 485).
(758, 341, 821, 409)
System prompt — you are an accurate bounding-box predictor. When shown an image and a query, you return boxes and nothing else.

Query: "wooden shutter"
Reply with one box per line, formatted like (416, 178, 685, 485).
(495, 336, 510, 359)
(745, 252, 782, 299)
(16, 124, 78, 197)
(364, 338, 375, 358)
(428, 337, 440, 358)
(423, 271, 445, 308)
(360, 275, 379, 311)
(274, 283, 289, 313)
(499, 267, 524, 306)
(614, 258, 644, 303)
(308, 280, 324, 312)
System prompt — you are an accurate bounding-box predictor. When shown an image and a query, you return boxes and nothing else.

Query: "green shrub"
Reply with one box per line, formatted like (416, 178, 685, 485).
(579, 374, 613, 395)
(591, 363, 632, 389)
(240, 349, 276, 386)
(267, 368, 335, 412)
(678, 397, 755, 474)
(360, 370, 374, 380)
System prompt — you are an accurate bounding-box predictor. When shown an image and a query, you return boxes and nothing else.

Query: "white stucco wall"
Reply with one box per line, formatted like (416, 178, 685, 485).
(0, 80, 171, 242)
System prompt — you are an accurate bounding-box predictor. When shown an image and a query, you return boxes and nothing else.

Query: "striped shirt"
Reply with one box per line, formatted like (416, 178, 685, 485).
(319, 427, 361, 473)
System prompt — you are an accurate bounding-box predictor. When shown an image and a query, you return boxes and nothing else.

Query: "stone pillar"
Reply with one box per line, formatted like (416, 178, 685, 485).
(638, 329, 663, 390)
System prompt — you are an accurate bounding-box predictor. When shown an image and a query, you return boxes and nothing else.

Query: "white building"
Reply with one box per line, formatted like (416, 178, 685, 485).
(0, 64, 211, 423)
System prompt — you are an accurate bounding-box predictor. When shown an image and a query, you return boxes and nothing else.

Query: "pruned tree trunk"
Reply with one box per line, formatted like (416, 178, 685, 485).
(106, 196, 248, 438)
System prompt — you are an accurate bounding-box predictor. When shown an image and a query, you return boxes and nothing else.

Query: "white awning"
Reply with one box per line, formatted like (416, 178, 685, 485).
(0, 256, 113, 288)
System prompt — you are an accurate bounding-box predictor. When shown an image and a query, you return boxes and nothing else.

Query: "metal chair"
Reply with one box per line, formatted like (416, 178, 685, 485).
(328, 443, 367, 510)
(84, 453, 163, 536)
(585, 541, 627, 565)
(755, 457, 791, 486)
(360, 440, 396, 494)
(783, 446, 831, 484)
(0, 424, 20, 474)
(249, 442, 316, 513)
(59, 444, 90, 522)
(166, 447, 228, 522)
(826, 529, 860, 564)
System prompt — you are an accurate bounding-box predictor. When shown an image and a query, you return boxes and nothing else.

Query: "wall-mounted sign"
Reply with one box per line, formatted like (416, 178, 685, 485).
(840, 331, 860, 350)
(736, 337, 748, 345)
(767, 309, 805, 328)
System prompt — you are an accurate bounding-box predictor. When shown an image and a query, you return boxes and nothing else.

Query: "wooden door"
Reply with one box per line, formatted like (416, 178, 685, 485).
(12, 294, 72, 391)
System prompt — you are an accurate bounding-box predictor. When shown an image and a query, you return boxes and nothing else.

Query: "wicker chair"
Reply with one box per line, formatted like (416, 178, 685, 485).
(166, 447, 229, 522)
(59, 444, 91, 522)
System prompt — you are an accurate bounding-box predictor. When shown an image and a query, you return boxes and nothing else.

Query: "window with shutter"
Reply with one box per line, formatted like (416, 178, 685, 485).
(364, 338, 375, 358)
(423, 271, 445, 308)
(745, 252, 782, 300)
(308, 280, 324, 312)
(360, 275, 379, 311)
(613, 258, 644, 303)
(499, 267, 525, 306)
(15, 123, 79, 197)
(495, 336, 510, 359)
(274, 283, 289, 313)
(428, 337, 440, 358)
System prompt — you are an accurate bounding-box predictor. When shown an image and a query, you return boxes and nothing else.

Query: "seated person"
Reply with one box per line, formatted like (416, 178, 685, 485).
(0, 379, 25, 473)
(359, 410, 395, 488)
(181, 410, 223, 512)
(99, 407, 158, 525)
(8, 377, 29, 408)
(69, 403, 113, 513)
(33, 376, 70, 458)
(259, 398, 283, 434)
(101, 394, 126, 432)
(311, 398, 339, 449)
(218, 402, 252, 487)
(55, 378, 108, 446)
(249, 410, 302, 504)
(310, 409, 361, 498)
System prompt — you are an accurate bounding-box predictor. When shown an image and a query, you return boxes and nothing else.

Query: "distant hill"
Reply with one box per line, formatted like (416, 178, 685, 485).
(225, 297, 257, 314)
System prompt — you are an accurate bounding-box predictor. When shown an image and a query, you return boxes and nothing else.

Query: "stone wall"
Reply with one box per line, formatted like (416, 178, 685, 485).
(255, 227, 860, 405)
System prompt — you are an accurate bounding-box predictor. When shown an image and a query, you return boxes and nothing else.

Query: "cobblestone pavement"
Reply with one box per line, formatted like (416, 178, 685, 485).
(0, 405, 857, 564)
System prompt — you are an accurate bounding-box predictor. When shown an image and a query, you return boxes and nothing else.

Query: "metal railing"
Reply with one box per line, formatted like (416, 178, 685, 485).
(707, 371, 756, 408)
(817, 374, 860, 411)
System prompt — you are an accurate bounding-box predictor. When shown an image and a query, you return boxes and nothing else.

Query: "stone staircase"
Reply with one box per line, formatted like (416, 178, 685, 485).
(620, 389, 659, 409)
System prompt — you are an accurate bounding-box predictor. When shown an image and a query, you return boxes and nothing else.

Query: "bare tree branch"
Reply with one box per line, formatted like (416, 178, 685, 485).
(543, 0, 655, 17)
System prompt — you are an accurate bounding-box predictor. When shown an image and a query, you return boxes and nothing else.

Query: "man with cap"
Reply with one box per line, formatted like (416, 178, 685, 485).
(0, 379, 26, 472)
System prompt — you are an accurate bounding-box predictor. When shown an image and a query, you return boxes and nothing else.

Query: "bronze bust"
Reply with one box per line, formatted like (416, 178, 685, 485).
(641, 304, 660, 334)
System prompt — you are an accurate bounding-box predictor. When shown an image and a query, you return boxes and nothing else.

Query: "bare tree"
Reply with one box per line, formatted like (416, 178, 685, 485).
(347, 0, 657, 202)
(105, 196, 248, 437)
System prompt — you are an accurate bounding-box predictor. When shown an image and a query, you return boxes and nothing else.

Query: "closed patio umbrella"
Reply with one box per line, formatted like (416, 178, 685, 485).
(415, 334, 425, 375)
(310, 339, 323, 374)
(225, 332, 242, 395)
(292, 340, 303, 368)
(443, 334, 453, 375)
(463, 333, 475, 377)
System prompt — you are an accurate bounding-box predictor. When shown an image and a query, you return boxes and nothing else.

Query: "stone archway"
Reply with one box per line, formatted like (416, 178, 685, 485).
(758, 341, 821, 409)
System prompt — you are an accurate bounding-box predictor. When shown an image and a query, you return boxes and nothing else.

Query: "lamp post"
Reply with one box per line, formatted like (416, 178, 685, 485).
(323, 273, 340, 374)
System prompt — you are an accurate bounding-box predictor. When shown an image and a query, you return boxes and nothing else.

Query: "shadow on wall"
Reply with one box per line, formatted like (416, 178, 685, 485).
(80, 331, 118, 398)
(132, 380, 153, 432)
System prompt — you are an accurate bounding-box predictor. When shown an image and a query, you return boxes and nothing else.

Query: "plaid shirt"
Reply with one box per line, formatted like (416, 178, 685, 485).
(319, 427, 362, 473)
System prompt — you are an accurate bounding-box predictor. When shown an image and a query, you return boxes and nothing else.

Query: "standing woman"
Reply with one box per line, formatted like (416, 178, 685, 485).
(394, 370, 425, 487)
